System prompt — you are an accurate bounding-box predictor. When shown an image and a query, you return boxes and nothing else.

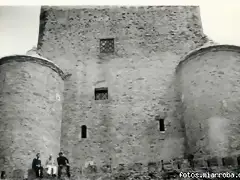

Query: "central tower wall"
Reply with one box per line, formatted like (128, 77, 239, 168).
(37, 6, 207, 169)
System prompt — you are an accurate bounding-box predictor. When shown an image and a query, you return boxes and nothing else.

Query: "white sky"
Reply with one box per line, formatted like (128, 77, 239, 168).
(0, 0, 239, 58)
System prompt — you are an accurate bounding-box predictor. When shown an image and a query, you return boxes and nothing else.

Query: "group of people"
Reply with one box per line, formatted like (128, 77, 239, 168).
(32, 152, 71, 178)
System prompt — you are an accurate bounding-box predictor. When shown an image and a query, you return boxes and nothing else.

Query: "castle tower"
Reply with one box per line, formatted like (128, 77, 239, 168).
(0, 55, 64, 178)
(176, 44, 240, 159)
(36, 6, 208, 172)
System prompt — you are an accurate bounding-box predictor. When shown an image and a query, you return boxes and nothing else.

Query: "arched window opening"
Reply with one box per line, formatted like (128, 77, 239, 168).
(81, 125, 87, 138)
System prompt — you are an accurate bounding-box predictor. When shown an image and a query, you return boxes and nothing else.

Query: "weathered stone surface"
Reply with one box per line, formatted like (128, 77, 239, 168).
(130, 162, 143, 172)
(4, 5, 240, 180)
(222, 156, 236, 166)
(37, 6, 207, 170)
(207, 157, 219, 167)
(12, 169, 24, 179)
(193, 158, 207, 168)
(237, 156, 240, 165)
(0, 56, 64, 177)
(176, 45, 240, 158)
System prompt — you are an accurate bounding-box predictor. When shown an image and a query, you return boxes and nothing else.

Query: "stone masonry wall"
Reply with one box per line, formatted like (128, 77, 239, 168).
(37, 6, 208, 170)
(176, 45, 240, 159)
(0, 56, 64, 178)
(29, 154, 240, 180)
(74, 154, 240, 180)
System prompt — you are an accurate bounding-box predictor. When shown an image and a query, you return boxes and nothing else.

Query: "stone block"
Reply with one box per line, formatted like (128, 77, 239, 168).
(12, 169, 24, 179)
(100, 164, 111, 173)
(237, 156, 240, 165)
(129, 162, 143, 172)
(27, 169, 36, 180)
(71, 167, 82, 177)
(162, 170, 179, 179)
(207, 157, 219, 167)
(148, 162, 157, 174)
(222, 156, 235, 166)
(193, 158, 207, 168)
(162, 160, 173, 171)
(84, 164, 97, 174)
(180, 159, 190, 169)
(173, 159, 182, 169)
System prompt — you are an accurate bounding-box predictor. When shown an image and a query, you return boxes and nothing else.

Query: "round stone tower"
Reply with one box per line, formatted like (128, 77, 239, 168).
(176, 44, 240, 158)
(0, 55, 64, 178)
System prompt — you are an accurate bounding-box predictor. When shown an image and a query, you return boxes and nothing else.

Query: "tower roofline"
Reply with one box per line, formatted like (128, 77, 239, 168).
(176, 44, 240, 73)
(40, 5, 200, 10)
(0, 55, 66, 80)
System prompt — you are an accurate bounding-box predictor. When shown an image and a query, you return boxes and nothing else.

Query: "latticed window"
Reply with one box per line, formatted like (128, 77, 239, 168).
(95, 87, 108, 100)
(100, 38, 114, 53)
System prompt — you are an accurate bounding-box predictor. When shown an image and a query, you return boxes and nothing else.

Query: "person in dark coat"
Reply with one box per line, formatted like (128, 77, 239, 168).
(57, 152, 70, 178)
(32, 153, 43, 178)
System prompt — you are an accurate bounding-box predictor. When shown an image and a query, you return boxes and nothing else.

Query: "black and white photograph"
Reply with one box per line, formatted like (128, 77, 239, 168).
(0, 0, 240, 179)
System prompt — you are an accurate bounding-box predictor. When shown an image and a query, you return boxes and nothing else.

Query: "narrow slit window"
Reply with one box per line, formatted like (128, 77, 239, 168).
(207, 160, 210, 167)
(95, 87, 108, 100)
(100, 38, 114, 53)
(81, 125, 87, 138)
(222, 158, 227, 166)
(1, 171, 5, 179)
(159, 119, 165, 131)
(237, 156, 240, 166)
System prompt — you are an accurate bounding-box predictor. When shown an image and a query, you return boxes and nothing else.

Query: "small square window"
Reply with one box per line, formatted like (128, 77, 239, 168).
(95, 87, 108, 100)
(100, 38, 114, 53)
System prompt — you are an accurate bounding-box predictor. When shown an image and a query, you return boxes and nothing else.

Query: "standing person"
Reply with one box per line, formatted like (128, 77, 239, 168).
(32, 153, 43, 178)
(57, 152, 70, 178)
(45, 154, 57, 177)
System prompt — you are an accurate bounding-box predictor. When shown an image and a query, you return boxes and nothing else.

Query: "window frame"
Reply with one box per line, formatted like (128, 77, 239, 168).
(94, 87, 108, 100)
(81, 125, 87, 138)
(100, 38, 114, 53)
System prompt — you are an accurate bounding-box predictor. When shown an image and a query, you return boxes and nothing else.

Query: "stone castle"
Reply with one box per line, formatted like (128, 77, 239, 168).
(1, 5, 240, 180)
